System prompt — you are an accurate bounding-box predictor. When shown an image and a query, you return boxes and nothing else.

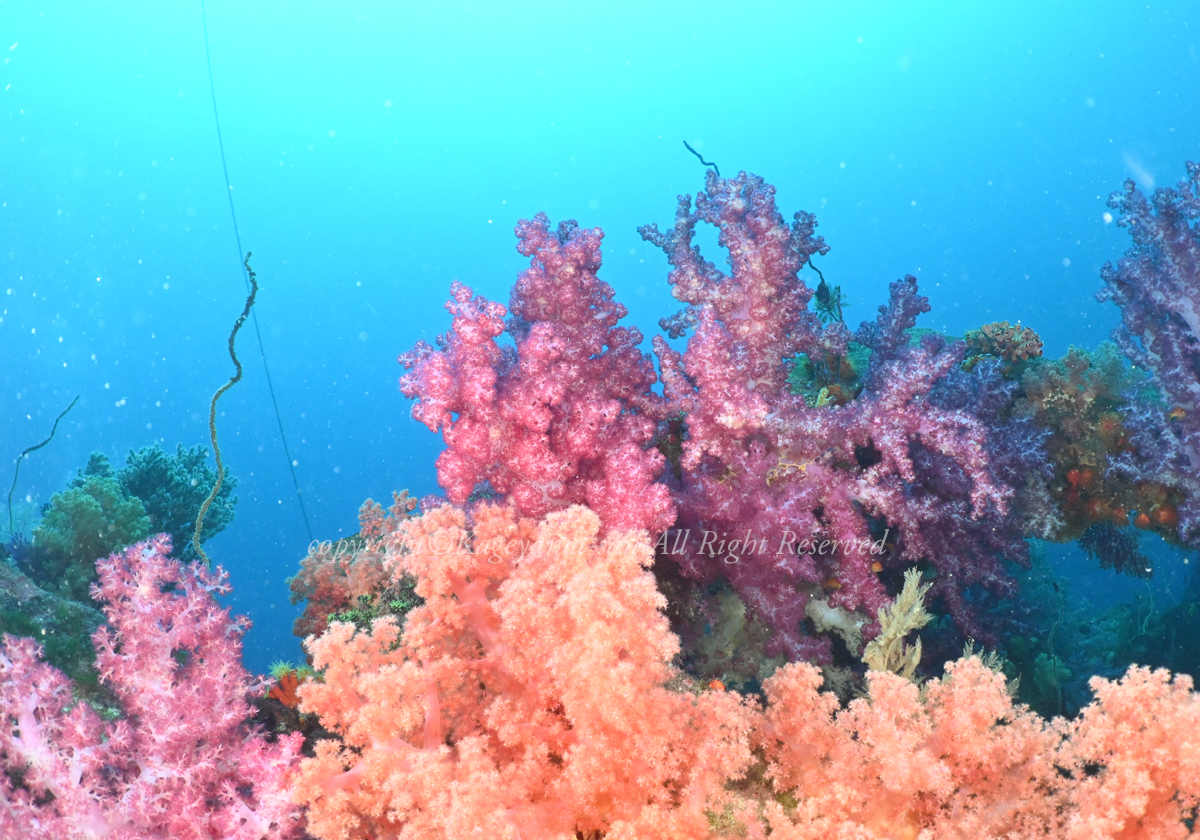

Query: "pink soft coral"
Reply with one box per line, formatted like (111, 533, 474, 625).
(293, 504, 756, 839)
(0, 535, 304, 839)
(398, 215, 675, 535)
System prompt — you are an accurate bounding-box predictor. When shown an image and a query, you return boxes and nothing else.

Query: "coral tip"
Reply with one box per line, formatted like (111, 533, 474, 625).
(1153, 505, 1179, 528)
(269, 671, 303, 708)
(1066, 468, 1095, 488)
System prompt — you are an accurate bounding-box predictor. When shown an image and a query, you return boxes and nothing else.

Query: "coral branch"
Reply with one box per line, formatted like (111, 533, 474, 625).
(0, 536, 303, 838)
(400, 216, 674, 534)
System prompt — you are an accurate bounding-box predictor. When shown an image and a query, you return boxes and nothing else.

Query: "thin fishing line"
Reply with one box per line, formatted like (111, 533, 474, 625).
(200, 0, 314, 543)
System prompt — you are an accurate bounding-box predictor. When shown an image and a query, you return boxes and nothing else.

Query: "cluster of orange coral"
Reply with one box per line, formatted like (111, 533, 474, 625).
(286, 491, 417, 637)
(291, 505, 1200, 839)
(269, 671, 304, 708)
(965, 319, 1044, 362)
(295, 504, 757, 838)
(1017, 345, 1183, 545)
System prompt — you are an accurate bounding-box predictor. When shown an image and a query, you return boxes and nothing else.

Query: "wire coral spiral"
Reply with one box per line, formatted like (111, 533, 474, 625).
(194, 252, 258, 567)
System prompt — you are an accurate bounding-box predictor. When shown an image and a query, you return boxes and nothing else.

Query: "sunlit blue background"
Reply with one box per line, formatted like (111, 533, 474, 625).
(2, 0, 1198, 673)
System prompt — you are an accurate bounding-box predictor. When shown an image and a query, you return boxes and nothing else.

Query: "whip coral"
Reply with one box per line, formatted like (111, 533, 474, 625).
(5, 149, 1200, 840)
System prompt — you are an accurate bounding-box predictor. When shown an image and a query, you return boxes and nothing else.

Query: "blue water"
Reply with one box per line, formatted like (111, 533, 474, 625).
(2, 0, 1197, 674)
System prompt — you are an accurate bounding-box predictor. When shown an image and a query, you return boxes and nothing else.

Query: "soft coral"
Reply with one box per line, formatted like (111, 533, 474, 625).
(0, 535, 304, 839)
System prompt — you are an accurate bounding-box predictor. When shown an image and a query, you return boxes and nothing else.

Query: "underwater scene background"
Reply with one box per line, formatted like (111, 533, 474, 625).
(3, 0, 1200, 837)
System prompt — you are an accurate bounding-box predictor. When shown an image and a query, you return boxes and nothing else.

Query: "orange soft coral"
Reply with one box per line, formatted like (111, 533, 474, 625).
(268, 671, 302, 708)
(287, 492, 416, 638)
(293, 503, 1200, 839)
(293, 504, 757, 839)
(1064, 667, 1200, 838)
(758, 656, 1064, 838)
(756, 657, 1200, 840)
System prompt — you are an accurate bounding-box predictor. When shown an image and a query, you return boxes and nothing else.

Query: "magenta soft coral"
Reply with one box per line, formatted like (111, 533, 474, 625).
(399, 215, 674, 534)
(644, 173, 1017, 657)
(0, 535, 303, 839)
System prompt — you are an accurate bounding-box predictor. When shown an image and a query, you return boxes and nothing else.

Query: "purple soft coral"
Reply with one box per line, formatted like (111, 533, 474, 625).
(639, 169, 844, 388)
(1098, 161, 1200, 544)
(855, 274, 931, 390)
(643, 172, 1023, 658)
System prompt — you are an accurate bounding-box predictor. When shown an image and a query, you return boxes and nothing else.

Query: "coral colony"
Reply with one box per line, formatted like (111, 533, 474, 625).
(3, 165, 1200, 838)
